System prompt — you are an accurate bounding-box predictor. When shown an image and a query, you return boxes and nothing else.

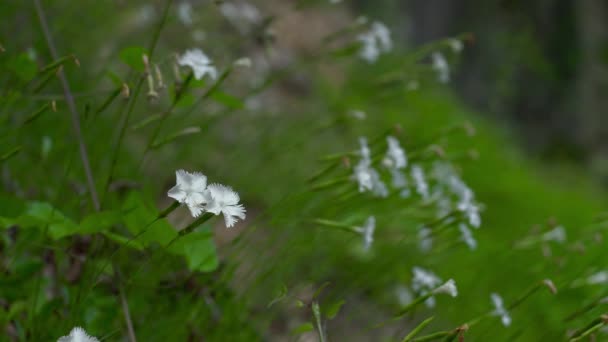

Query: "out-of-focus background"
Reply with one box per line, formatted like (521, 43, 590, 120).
(1, 0, 608, 341)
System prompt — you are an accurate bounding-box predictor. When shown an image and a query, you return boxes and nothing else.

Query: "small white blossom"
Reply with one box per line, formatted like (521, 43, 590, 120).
(491, 293, 512, 327)
(178, 48, 218, 80)
(168, 170, 209, 217)
(432, 52, 450, 83)
(459, 224, 477, 250)
(542, 226, 566, 243)
(57, 327, 99, 342)
(177, 2, 194, 26)
(587, 271, 608, 285)
(412, 267, 442, 292)
(357, 21, 392, 63)
(348, 109, 366, 120)
(412, 267, 442, 308)
(411, 165, 429, 200)
(354, 216, 375, 250)
(220, 1, 261, 34)
(204, 183, 246, 228)
(353, 137, 388, 197)
(390, 168, 407, 188)
(448, 38, 463, 53)
(382, 136, 407, 170)
(433, 279, 458, 297)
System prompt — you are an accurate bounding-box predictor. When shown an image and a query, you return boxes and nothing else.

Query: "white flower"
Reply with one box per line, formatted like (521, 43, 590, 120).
(354, 216, 375, 250)
(448, 38, 463, 53)
(204, 183, 246, 228)
(412, 267, 442, 308)
(177, 2, 194, 26)
(542, 226, 566, 243)
(412, 267, 442, 292)
(168, 170, 209, 217)
(432, 52, 450, 83)
(348, 109, 366, 120)
(382, 136, 407, 170)
(220, 1, 261, 34)
(178, 49, 218, 80)
(357, 21, 392, 63)
(491, 293, 512, 327)
(411, 165, 429, 200)
(57, 327, 99, 342)
(587, 271, 608, 285)
(433, 279, 458, 297)
(353, 137, 388, 197)
(459, 224, 477, 250)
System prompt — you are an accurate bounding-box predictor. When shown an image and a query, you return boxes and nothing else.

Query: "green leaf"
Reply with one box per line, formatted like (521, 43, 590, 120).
(0, 201, 78, 239)
(122, 192, 177, 245)
(291, 322, 314, 335)
(80, 210, 123, 234)
(211, 91, 244, 109)
(169, 227, 218, 272)
(324, 299, 345, 320)
(119, 46, 149, 72)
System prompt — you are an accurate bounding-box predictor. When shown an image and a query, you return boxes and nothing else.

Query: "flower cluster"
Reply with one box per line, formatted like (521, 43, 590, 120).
(168, 170, 246, 228)
(432, 52, 449, 84)
(411, 266, 458, 307)
(357, 21, 392, 63)
(57, 327, 99, 342)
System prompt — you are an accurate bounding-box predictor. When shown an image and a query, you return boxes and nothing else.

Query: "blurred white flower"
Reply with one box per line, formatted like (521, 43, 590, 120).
(357, 21, 392, 63)
(57, 327, 99, 342)
(353, 137, 388, 197)
(418, 227, 433, 252)
(411, 165, 429, 200)
(204, 184, 247, 228)
(220, 1, 261, 34)
(390, 168, 408, 189)
(542, 226, 566, 243)
(448, 38, 463, 53)
(587, 271, 608, 285)
(177, 2, 194, 26)
(412, 267, 447, 307)
(348, 109, 366, 120)
(412, 267, 441, 292)
(383, 136, 407, 170)
(432, 52, 450, 83)
(178, 48, 218, 80)
(354, 216, 375, 250)
(491, 293, 512, 327)
(168, 170, 209, 217)
(459, 224, 477, 250)
(433, 279, 458, 297)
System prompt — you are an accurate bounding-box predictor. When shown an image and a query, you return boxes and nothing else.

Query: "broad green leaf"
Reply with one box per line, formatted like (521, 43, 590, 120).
(324, 299, 345, 320)
(119, 46, 149, 72)
(122, 192, 177, 245)
(169, 227, 218, 273)
(291, 322, 314, 335)
(211, 91, 244, 109)
(0, 201, 78, 239)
